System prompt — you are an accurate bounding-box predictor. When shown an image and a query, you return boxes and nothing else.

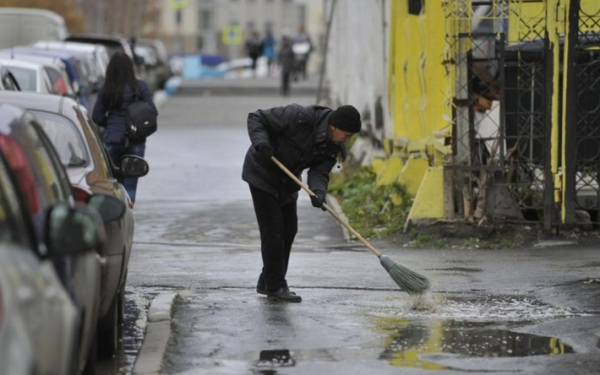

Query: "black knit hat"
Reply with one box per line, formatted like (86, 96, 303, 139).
(329, 105, 361, 133)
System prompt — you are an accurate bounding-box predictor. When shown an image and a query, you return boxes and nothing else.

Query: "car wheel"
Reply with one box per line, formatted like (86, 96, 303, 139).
(82, 333, 97, 375)
(97, 294, 119, 359)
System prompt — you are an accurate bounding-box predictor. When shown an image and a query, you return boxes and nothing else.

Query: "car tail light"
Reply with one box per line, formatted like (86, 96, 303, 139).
(72, 185, 92, 203)
(0, 135, 40, 215)
(54, 76, 68, 95)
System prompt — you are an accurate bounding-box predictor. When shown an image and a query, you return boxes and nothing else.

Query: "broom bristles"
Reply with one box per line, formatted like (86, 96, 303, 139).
(379, 255, 430, 295)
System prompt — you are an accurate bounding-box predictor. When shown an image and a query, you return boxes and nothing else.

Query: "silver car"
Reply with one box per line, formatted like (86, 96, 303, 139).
(0, 58, 53, 94)
(0, 125, 107, 374)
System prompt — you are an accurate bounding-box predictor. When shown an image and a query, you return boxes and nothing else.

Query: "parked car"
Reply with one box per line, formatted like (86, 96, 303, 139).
(134, 44, 159, 91)
(65, 34, 135, 60)
(0, 58, 53, 94)
(0, 54, 74, 96)
(137, 39, 174, 89)
(0, 150, 80, 375)
(0, 47, 91, 107)
(32, 41, 110, 84)
(0, 91, 149, 358)
(0, 103, 126, 373)
(0, 8, 67, 49)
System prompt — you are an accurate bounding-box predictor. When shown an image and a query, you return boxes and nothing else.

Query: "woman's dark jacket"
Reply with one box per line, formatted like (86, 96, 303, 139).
(242, 104, 345, 201)
(92, 79, 157, 143)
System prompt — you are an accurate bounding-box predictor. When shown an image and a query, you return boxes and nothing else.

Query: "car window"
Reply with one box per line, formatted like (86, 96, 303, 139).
(0, 154, 34, 248)
(5, 113, 72, 208)
(31, 110, 89, 168)
(41, 69, 53, 93)
(44, 67, 63, 93)
(4, 66, 37, 91)
(76, 107, 113, 179)
(1, 68, 20, 91)
(30, 119, 76, 200)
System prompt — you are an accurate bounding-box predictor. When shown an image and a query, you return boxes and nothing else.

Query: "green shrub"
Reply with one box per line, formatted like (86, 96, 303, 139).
(329, 167, 412, 238)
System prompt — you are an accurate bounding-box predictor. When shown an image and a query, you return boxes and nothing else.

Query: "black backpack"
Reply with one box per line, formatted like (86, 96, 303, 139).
(126, 85, 158, 141)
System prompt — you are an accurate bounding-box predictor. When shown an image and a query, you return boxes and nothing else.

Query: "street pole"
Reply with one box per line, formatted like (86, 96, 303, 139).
(316, 0, 337, 105)
(177, 9, 183, 55)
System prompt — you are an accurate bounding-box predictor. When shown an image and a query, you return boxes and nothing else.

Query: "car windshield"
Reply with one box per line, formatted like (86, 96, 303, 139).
(31, 110, 88, 167)
(4, 66, 37, 91)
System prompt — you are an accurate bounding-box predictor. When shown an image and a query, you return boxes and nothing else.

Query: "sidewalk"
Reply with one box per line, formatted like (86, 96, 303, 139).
(176, 75, 319, 97)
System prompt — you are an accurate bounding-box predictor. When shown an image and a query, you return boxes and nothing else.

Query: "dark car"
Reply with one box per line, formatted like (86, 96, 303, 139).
(0, 91, 149, 357)
(138, 39, 173, 89)
(0, 103, 127, 372)
(65, 34, 135, 60)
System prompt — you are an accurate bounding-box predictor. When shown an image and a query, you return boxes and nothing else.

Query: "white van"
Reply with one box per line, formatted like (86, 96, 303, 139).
(0, 8, 68, 49)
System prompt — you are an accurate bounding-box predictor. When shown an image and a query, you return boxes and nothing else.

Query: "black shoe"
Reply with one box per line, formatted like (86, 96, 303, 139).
(267, 287, 302, 302)
(257, 275, 267, 295)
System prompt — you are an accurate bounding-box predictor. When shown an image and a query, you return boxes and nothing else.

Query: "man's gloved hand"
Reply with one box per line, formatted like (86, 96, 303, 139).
(310, 191, 327, 211)
(255, 144, 274, 162)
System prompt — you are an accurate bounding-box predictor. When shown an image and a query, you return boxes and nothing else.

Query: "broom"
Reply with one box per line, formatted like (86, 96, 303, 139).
(271, 156, 430, 295)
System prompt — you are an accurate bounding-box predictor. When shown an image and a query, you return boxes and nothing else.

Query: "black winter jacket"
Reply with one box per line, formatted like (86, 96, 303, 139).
(242, 104, 345, 202)
(92, 79, 157, 144)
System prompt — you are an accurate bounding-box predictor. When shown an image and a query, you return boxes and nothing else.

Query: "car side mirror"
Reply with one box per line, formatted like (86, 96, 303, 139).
(86, 194, 127, 223)
(46, 203, 105, 256)
(120, 155, 149, 178)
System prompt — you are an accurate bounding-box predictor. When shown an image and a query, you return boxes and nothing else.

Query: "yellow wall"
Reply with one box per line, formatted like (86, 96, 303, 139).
(508, 0, 599, 43)
(389, 2, 450, 143)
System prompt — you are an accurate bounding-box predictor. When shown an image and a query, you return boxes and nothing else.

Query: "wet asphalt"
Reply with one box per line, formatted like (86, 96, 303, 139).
(99, 86, 600, 374)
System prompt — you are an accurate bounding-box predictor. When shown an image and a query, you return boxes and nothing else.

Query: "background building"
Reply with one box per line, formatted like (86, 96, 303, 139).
(157, 0, 324, 70)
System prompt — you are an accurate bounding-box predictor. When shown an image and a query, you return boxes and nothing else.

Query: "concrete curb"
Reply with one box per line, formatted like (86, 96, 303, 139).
(327, 195, 351, 242)
(176, 85, 317, 96)
(133, 292, 179, 375)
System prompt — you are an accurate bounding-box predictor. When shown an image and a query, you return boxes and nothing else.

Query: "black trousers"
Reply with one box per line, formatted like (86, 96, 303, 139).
(250, 185, 298, 291)
(281, 70, 291, 96)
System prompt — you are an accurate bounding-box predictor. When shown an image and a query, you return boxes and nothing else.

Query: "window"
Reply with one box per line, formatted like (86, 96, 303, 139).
(31, 111, 89, 168)
(0, 156, 33, 248)
(197, 36, 204, 50)
(4, 66, 37, 91)
(198, 9, 212, 30)
(408, 0, 424, 15)
(298, 5, 306, 27)
(1, 68, 20, 91)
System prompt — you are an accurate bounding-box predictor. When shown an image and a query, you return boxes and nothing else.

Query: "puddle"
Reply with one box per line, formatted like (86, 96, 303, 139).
(377, 320, 573, 369)
(425, 267, 483, 273)
(372, 295, 579, 370)
(380, 295, 585, 321)
(253, 349, 296, 373)
(96, 287, 152, 374)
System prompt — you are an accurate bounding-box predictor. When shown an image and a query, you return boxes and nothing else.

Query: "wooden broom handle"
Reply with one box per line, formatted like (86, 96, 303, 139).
(271, 156, 382, 258)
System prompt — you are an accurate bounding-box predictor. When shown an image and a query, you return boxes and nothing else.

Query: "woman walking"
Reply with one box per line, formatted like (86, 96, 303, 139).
(93, 52, 157, 208)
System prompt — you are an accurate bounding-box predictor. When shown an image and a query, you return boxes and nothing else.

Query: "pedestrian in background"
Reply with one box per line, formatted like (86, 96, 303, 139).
(92, 52, 157, 208)
(245, 31, 264, 77)
(242, 104, 362, 302)
(278, 36, 295, 96)
(262, 30, 276, 76)
(292, 25, 313, 81)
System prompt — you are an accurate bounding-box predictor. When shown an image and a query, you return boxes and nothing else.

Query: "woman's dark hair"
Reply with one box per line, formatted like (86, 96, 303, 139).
(102, 52, 138, 109)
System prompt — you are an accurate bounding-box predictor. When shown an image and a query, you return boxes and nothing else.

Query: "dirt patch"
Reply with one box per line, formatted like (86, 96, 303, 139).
(383, 221, 600, 250)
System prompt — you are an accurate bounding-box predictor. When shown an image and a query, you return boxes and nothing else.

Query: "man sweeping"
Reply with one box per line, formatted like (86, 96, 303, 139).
(242, 104, 361, 302)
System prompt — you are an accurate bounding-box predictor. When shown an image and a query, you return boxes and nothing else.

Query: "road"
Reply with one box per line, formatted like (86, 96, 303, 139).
(98, 86, 600, 374)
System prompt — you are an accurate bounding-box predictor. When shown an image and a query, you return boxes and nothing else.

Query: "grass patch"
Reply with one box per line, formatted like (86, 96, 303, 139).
(329, 167, 412, 238)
